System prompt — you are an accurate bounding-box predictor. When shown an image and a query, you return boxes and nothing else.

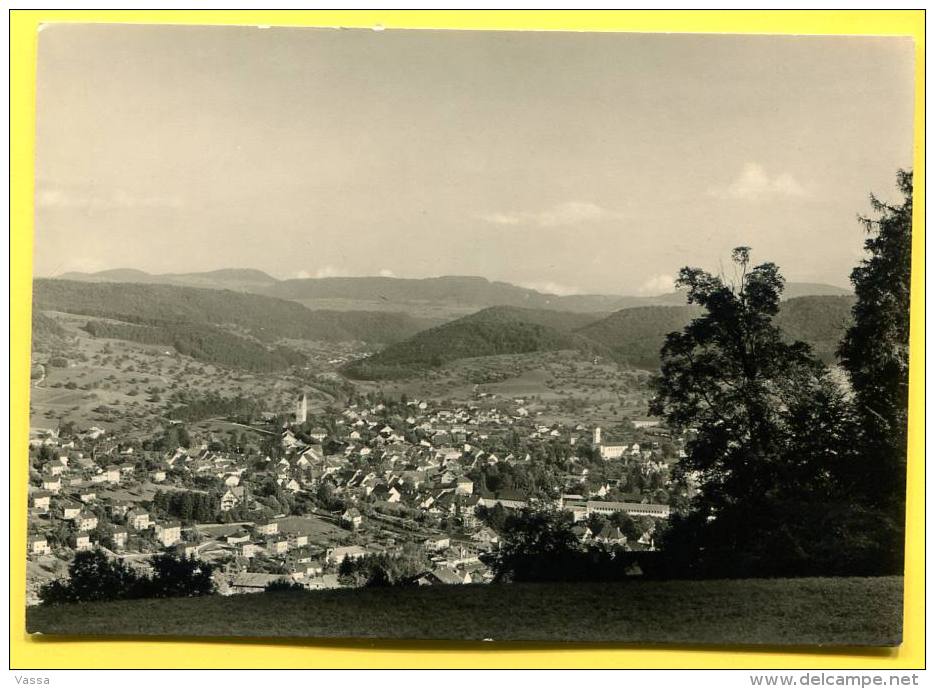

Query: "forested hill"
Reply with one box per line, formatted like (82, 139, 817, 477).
(780, 283, 853, 299)
(79, 319, 307, 373)
(57, 269, 851, 315)
(577, 295, 856, 369)
(33, 279, 440, 345)
(265, 275, 644, 313)
(774, 295, 857, 362)
(453, 306, 607, 332)
(31, 310, 68, 353)
(342, 306, 608, 379)
(575, 305, 705, 369)
(267, 275, 848, 313)
(32, 310, 66, 339)
(345, 296, 858, 378)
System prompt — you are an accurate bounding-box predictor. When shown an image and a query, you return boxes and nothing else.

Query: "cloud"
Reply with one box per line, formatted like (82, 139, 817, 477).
(708, 163, 807, 201)
(296, 267, 395, 280)
(519, 281, 582, 296)
(638, 274, 676, 296)
(314, 265, 350, 279)
(37, 186, 183, 211)
(479, 201, 626, 227)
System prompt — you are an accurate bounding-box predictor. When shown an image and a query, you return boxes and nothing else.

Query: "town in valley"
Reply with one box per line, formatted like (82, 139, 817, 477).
(26, 289, 693, 603)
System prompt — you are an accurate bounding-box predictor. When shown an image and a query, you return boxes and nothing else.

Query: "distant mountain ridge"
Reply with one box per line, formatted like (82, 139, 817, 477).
(55, 269, 851, 314)
(57, 268, 279, 292)
(34, 279, 441, 346)
(35, 277, 856, 376)
(777, 283, 855, 299)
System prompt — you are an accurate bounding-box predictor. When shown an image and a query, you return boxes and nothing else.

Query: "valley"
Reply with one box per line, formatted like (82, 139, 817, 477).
(25, 271, 856, 605)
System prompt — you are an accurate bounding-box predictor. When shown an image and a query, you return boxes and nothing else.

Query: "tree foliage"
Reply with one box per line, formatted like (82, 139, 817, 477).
(491, 508, 653, 583)
(152, 490, 218, 523)
(264, 579, 305, 592)
(493, 508, 579, 582)
(838, 169, 912, 515)
(82, 319, 306, 372)
(166, 392, 261, 423)
(147, 552, 216, 598)
(342, 306, 601, 379)
(38, 549, 216, 605)
(38, 550, 145, 604)
(650, 248, 869, 577)
(335, 546, 429, 587)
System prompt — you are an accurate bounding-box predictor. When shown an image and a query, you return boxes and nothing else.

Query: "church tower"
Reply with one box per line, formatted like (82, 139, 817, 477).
(295, 393, 307, 424)
(593, 426, 602, 446)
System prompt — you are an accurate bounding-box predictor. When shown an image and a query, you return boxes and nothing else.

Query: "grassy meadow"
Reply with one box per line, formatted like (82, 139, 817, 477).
(27, 576, 903, 646)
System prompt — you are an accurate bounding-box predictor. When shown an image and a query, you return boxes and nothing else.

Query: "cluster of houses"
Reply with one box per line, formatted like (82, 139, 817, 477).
(26, 395, 678, 601)
(27, 430, 187, 562)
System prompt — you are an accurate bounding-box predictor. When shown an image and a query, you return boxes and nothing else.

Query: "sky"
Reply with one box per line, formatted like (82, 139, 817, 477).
(34, 24, 915, 295)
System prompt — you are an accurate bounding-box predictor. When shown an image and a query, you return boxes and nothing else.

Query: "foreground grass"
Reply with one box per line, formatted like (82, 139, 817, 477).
(27, 576, 903, 646)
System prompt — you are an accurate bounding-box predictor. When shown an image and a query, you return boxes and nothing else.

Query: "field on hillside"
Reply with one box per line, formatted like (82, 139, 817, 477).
(26, 576, 903, 646)
(293, 297, 479, 320)
(274, 515, 350, 540)
(29, 311, 349, 439)
(357, 350, 654, 427)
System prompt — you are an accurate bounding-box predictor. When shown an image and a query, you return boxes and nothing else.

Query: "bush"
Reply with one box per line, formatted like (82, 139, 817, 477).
(38, 550, 146, 604)
(654, 501, 904, 579)
(147, 553, 216, 597)
(264, 579, 305, 593)
(39, 549, 216, 605)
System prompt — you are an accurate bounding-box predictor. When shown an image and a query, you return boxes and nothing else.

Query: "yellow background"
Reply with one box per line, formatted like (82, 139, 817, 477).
(10, 9, 925, 669)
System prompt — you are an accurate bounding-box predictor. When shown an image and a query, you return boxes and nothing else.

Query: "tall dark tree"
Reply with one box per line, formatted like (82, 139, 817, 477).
(651, 248, 861, 577)
(147, 553, 216, 598)
(838, 170, 913, 515)
(493, 508, 579, 582)
(177, 492, 195, 522)
(608, 511, 642, 541)
(38, 550, 145, 604)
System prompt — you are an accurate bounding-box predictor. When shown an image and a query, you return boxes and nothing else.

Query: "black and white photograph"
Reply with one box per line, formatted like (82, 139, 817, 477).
(24, 23, 914, 646)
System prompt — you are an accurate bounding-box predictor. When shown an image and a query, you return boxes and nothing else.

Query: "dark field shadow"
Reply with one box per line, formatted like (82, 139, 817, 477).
(24, 576, 905, 665)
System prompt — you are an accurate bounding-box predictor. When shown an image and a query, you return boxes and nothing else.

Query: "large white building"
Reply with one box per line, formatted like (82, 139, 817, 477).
(562, 495, 671, 521)
(584, 500, 670, 519)
(593, 426, 628, 460)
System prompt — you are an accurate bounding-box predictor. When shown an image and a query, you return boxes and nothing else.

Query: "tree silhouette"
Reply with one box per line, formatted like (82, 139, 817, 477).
(38, 549, 216, 604)
(838, 170, 912, 517)
(493, 508, 580, 582)
(147, 553, 216, 598)
(38, 550, 144, 604)
(651, 248, 860, 577)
